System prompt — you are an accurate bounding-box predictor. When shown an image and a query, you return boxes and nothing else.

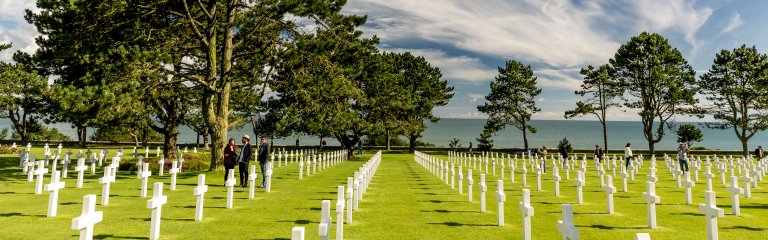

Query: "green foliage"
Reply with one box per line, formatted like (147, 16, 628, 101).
(690, 146, 709, 150)
(364, 135, 408, 146)
(476, 129, 494, 151)
(416, 141, 435, 147)
(698, 45, 768, 155)
(676, 123, 704, 148)
(91, 122, 161, 144)
(558, 137, 573, 154)
(119, 153, 209, 173)
(477, 60, 541, 150)
(9, 120, 71, 141)
(565, 64, 623, 151)
(448, 138, 462, 151)
(0, 46, 50, 142)
(0, 128, 8, 140)
(609, 32, 697, 154)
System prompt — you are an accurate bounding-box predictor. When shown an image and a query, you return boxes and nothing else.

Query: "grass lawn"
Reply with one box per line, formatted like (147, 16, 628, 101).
(1, 148, 767, 239)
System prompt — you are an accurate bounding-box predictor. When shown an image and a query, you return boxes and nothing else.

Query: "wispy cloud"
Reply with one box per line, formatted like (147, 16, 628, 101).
(0, 0, 39, 63)
(630, 0, 713, 50)
(384, 48, 496, 83)
(721, 12, 743, 34)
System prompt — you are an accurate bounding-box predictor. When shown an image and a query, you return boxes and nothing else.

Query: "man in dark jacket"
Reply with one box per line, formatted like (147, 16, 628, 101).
(238, 135, 253, 188)
(258, 135, 269, 188)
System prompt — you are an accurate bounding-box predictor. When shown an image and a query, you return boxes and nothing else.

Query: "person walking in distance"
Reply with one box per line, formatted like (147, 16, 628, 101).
(624, 143, 633, 170)
(678, 143, 690, 172)
(223, 138, 238, 185)
(237, 135, 253, 188)
(755, 146, 763, 161)
(594, 145, 603, 163)
(257, 135, 269, 188)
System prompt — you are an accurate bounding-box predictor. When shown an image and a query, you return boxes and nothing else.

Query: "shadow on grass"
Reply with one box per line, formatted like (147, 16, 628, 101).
(421, 209, 479, 214)
(93, 234, 148, 239)
(129, 217, 151, 222)
(427, 222, 496, 227)
(576, 224, 646, 230)
(0, 212, 46, 217)
(418, 200, 465, 203)
(724, 225, 768, 231)
(670, 212, 704, 217)
(277, 219, 316, 224)
(740, 203, 768, 209)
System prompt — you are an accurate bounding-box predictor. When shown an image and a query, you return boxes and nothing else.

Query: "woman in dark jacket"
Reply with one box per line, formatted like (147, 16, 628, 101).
(223, 138, 238, 183)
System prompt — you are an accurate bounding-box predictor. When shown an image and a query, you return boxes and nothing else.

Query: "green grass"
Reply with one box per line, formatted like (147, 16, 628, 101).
(1, 149, 767, 239)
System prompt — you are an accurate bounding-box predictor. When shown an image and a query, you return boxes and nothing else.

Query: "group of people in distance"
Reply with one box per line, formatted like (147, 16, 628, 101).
(532, 141, 696, 175)
(223, 134, 269, 188)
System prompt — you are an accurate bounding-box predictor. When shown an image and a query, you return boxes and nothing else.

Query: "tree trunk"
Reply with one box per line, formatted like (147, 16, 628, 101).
(741, 139, 749, 157)
(648, 141, 655, 157)
(163, 125, 179, 160)
(77, 126, 87, 147)
(386, 129, 391, 151)
(202, 126, 209, 149)
(409, 134, 417, 153)
(602, 121, 608, 153)
(203, 88, 229, 171)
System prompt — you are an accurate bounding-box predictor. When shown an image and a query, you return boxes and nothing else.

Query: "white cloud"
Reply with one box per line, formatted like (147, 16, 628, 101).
(535, 68, 583, 91)
(631, 0, 713, 50)
(721, 12, 743, 34)
(0, 0, 39, 63)
(384, 48, 497, 83)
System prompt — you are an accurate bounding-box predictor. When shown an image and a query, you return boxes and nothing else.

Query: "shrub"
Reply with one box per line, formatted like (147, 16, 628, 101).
(0, 145, 21, 154)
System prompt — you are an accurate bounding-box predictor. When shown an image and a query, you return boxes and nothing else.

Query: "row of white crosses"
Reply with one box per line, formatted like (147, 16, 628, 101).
(271, 148, 316, 168)
(300, 151, 381, 240)
(297, 150, 347, 180)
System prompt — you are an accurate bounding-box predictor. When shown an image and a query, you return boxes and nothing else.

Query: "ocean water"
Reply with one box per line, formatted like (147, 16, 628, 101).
(2, 118, 767, 151)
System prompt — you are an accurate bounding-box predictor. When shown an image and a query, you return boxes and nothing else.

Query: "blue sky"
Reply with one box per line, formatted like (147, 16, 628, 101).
(3, 0, 768, 121)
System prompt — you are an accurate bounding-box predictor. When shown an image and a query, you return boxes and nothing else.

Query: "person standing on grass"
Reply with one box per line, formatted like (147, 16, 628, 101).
(594, 145, 603, 163)
(223, 138, 238, 185)
(357, 140, 362, 155)
(538, 145, 548, 173)
(257, 135, 269, 188)
(237, 135, 253, 188)
(624, 143, 633, 170)
(755, 146, 763, 161)
(678, 143, 689, 172)
(559, 144, 568, 168)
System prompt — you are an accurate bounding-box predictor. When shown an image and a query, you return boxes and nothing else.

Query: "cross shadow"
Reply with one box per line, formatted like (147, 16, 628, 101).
(93, 234, 148, 239)
(724, 226, 768, 231)
(0, 212, 45, 217)
(421, 209, 478, 214)
(576, 224, 646, 230)
(277, 219, 315, 224)
(670, 212, 704, 217)
(427, 222, 496, 227)
(129, 217, 151, 222)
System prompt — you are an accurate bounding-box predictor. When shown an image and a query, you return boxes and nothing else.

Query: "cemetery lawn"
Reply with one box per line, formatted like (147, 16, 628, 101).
(1, 149, 768, 239)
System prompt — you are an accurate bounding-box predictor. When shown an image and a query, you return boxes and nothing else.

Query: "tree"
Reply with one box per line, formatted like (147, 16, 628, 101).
(558, 137, 573, 154)
(476, 128, 494, 152)
(697, 45, 768, 156)
(477, 60, 541, 150)
(361, 52, 409, 151)
(609, 32, 697, 155)
(0, 44, 49, 142)
(397, 52, 454, 153)
(565, 64, 623, 151)
(448, 138, 462, 152)
(676, 123, 703, 148)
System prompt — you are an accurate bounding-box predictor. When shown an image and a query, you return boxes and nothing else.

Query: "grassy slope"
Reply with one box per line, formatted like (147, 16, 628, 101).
(1, 149, 767, 239)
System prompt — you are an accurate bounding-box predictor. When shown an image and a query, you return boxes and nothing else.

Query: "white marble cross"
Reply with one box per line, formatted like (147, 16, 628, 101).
(521, 163, 528, 186)
(536, 167, 542, 191)
(620, 166, 629, 192)
(458, 166, 464, 194)
(71, 195, 103, 240)
(740, 172, 752, 198)
(225, 169, 236, 209)
(353, 172, 360, 210)
(319, 200, 332, 240)
(553, 166, 561, 197)
(480, 174, 487, 212)
(496, 180, 506, 226)
(596, 164, 606, 187)
(157, 156, 165, 176)
(292, 226, 305, 240)
(704, 165, 715, 191)
(603, 175, 617, 214)
(451, 163, 456, 189)
(467, 169, 474, 203)
(520, 189, 534, 240)
(99, 167, 115, 205)
(249, 165, 258, 199)
(716, 163, 727, 184)
(140, 163, 151, 197)
(575, 170, 585, 204)
(336, 186, 345, 240)
(642, 181, 660, 229)
(683, 172, 696, 205)
(699, 191, 724, 240)
(169, 161, 180, 191)
(147, 182, 168, 240)
(45, 170, 66, 217)
(265, 168, 273, 193)
(636, 233, 651, 240)
(75, 157, 87, 188)
(299, 159, 304, 180)
(557, 204, 579, 240)
(193, 174, 208, 221)
(346, 177, 353, 224)
(725, 176, 742, 216)
(34, 160, 49, 194)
